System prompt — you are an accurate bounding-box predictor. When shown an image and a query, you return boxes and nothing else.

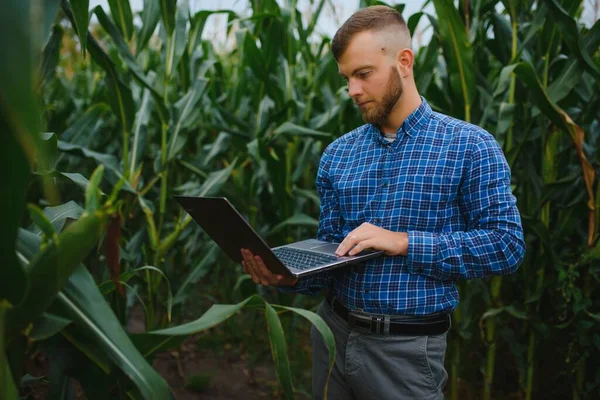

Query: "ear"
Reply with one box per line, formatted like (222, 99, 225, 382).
(396, 48, 414, 78)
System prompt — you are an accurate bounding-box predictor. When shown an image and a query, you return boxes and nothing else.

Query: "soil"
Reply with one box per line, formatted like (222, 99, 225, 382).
(19, 303, 310, 400)
(151, 339, 288, 400)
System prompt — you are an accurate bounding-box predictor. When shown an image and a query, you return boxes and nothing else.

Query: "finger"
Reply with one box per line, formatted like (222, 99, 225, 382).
(243, 252, 261, 284)
(348, 239, 374, 256)
(241, 249, 253, 263)
(254, 255, 277, 285)
(336, 230, 366, 256)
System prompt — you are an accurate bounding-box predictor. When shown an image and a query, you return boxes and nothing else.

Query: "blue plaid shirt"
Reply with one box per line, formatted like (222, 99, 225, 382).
(286, 98, 525, 315)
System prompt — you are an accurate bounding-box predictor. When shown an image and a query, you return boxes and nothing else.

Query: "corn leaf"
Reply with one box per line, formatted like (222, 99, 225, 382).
(545, 0, 600, 81)
(0, 125, 29, 306)
(432, 0, 476, 119)
(137, 0, 160, 51)
(29, 312, 72, 341)
(265, 302, 295, 399)
(41, 25, 63, 87)
(6, 208, 108, 335)
(160, 0, 177, 36)
(273, 305, 336, 400)
(165, 0, 189, 79)
(69, 0, 90, 54)
(57, 266, 171, 399)
(27, 204, 57, 240)
(29, 201, 84, 236)
(107, 0, 134, 40)
(1, 300, 19, 400)
(93, 7, 168, 121)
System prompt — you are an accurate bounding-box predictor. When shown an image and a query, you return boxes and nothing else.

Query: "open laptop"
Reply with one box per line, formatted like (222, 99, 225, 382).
(174, 196, 384, 278)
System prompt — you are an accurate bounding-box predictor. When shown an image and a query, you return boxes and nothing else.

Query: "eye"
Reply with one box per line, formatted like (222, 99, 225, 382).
(358, 71, 371, 79)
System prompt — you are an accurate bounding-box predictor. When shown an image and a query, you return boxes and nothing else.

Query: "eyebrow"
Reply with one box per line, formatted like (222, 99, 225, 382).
(339, 66, 375, 79)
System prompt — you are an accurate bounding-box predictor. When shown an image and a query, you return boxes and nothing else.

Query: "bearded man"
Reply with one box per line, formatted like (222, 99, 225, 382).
(241, 5, 525, 400)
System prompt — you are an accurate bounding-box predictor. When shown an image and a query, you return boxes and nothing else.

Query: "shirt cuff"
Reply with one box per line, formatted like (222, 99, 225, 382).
(277, 276, 312, 293)
(407, 231, 437, 275)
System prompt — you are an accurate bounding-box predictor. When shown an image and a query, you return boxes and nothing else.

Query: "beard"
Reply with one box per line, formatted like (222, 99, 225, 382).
(360, 66, 403, 126)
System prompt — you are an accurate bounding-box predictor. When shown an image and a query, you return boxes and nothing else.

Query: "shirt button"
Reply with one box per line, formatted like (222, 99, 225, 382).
(364, 289, 369, 294)
(382, 182, 388, 187)
(389, 147, 394, 153)
(375, 218, 381, 223)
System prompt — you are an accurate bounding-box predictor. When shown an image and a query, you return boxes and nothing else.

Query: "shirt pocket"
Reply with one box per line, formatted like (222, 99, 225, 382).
(397, 175, 457, 231)
(404, 175, 456, 205)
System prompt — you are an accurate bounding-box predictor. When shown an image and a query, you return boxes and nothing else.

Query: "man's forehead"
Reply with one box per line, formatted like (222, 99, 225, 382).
(337, 33, 386, 75)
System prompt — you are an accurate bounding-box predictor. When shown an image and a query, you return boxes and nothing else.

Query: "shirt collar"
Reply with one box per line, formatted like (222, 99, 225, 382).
(369, 96, 431, 143)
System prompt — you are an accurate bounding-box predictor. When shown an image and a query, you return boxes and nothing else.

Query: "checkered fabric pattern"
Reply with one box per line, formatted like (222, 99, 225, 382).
(283, 98, 525, 315)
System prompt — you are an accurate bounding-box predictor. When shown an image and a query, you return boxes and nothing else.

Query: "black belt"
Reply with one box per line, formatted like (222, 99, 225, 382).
(326, 293, 450, 336)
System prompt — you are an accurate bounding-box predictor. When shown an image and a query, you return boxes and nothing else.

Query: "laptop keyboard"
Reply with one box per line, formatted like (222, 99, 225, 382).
(272, 247, 340, 270)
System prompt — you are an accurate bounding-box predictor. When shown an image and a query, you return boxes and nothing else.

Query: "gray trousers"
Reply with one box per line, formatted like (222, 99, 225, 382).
(311, 300, 448, 400)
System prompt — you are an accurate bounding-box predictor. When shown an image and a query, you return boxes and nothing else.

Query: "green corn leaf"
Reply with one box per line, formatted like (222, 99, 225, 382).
(27, 204, 57, 241)
(58, 266, 171, 399)
(0, 124, 29, 306)
(1, 300, 19, 400)
(502, 62, 595, 212)
(69, 0, 90, 54)
(107, 0, 134, 40)
(273, 122, 333, 139)
(173, 242, 220, 305)
(268, 213, 319, 236)
(188, 10, 237, 55)
(93, 7, 168, 121)
(37, 132, 58, 174)
(85, 165, 105, 213)
(167, 78, 208, 161)
(29, 312, 72, 341)
(130, 89, 153, 179)
(273, 305, 336, 400)
(160, 0, 177, 36)
(432, 0, 476, 120)
(30, 201, 84, 236)
(49, 171, 95, 193)
(98, 270, 137, 295)
(6, 208, 108, 336)
(57, 141, 136, 193)
(135, 266, 173, 322)
(131, 295, 264, 357)
(40, 25, 63, 87)
(165, 0, 189, 79)
(265, 302, 295, 399)
(545, 0, 600, 81)
(63, 2, 136, 135)
(60, 104, 109, 144)
(137, 0, 161, 51)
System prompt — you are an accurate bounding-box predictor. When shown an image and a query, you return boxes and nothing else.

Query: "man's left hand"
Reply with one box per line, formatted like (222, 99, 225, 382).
(335, 223, 408, 257)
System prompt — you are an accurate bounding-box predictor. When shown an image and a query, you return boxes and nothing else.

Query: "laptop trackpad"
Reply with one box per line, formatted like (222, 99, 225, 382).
(309, 243, 339, 253)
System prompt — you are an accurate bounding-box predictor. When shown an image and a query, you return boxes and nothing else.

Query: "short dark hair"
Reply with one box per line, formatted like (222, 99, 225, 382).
(331, 6, 410, 61)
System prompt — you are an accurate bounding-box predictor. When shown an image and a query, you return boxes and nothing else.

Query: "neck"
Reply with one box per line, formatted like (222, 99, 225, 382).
(379, 85, 422, 134)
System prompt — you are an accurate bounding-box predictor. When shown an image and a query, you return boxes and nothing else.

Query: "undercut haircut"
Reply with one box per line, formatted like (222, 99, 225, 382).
(331, 5, 412, 61)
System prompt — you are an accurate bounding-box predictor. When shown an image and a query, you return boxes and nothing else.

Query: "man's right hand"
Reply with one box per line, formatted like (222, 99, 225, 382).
(240, 248, 299, 287)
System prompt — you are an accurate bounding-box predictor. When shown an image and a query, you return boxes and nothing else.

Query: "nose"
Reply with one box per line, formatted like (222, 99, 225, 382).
(347, 78, 363, 98)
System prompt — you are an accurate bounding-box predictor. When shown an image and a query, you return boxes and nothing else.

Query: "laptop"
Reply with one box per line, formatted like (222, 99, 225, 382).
(174, 196, 384, 278)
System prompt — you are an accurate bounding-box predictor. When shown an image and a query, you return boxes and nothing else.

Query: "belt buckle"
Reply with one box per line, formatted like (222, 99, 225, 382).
(348, 312, 384, 334)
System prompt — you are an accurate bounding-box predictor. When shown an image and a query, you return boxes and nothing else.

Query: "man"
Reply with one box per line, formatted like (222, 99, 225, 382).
(241, 5, 525, 400)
